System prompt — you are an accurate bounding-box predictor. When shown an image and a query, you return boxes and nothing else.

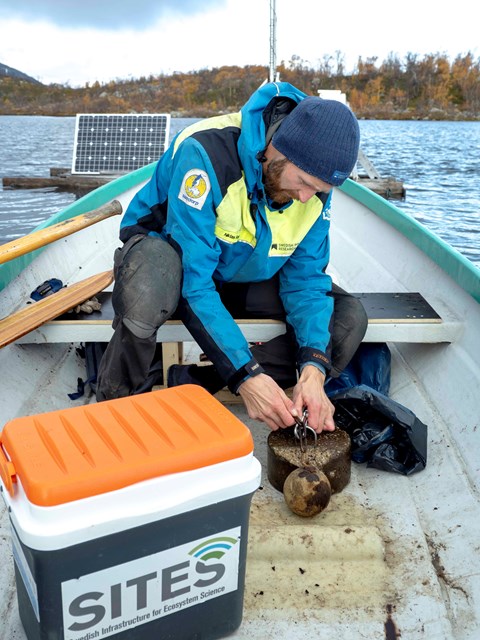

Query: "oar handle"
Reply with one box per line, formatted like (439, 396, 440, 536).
(0, 199, 123, 266)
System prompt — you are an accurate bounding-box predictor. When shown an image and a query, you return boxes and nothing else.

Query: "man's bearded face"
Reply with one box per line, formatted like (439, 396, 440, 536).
(263, 158, 297, 204)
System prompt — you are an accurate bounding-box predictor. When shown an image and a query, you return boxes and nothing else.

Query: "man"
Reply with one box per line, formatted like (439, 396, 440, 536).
(96, 81, 367, 434)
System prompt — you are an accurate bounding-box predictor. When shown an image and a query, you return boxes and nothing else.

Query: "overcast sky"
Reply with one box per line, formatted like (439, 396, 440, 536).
(1, 0, 478, 87)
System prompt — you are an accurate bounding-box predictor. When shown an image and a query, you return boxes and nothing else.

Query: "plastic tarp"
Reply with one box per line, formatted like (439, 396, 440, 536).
(325, 343, 391, 397)
(326, 344, 427, 476)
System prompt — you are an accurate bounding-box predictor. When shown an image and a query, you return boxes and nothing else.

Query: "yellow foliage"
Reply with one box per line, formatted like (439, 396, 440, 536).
(1, 54, 479, 118)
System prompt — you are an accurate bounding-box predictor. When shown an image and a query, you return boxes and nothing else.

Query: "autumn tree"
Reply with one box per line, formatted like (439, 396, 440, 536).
(2, 53, 480, 118)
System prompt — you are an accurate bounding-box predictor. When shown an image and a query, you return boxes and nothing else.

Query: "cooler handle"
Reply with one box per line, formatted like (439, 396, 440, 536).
(0, 440, 16, 497)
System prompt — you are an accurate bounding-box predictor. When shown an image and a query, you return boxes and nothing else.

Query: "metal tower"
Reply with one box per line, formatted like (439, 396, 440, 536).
(269, 0, 278, 82)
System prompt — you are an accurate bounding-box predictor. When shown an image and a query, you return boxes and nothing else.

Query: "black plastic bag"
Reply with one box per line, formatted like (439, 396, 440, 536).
(329, 384, 427, 475)
(325, 343, 391, 397)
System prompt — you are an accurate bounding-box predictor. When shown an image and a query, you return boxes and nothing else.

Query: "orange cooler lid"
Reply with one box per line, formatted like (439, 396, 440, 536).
(0, 385, 254, 507)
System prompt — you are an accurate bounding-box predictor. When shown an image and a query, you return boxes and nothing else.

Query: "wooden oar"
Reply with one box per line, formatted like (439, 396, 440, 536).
(0, 200, 122, 266)
(0, 270, 114, 349)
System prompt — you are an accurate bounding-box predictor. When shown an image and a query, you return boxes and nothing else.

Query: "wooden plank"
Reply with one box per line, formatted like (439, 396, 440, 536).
(352, 292, 441, 323)
(0, 270, 114, 349)
(56, 291, 443, 324)
(161, 343, 184, 385)
(2, 175, 112, 193)
(15, 318, 462, 346)
(17, 290, 460, 346)
(355, 177, 406, 200)
(0, 200, 122, 265)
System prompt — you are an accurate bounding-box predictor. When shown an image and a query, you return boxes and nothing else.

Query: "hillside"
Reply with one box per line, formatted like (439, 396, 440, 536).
(1, 52, 479, 120)
(0, 62, 43, 85)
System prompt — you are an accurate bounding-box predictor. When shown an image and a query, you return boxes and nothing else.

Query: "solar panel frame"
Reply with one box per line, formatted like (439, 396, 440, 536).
(71, 113, 171, 175)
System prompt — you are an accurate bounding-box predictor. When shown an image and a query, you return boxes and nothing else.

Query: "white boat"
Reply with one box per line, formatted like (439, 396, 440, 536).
(0, 165, 479, 640)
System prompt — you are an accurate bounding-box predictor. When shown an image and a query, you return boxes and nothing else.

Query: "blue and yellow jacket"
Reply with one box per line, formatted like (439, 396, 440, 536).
(120, 82, 334, 392)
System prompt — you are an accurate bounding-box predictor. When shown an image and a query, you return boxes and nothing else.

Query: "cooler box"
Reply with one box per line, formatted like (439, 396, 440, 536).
(0, 385, 261, 640)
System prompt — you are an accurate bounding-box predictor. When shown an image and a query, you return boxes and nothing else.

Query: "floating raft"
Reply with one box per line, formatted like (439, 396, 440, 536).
(2, 167, 406, 200)
(352, 149, 405, 199)
(1, 168, 111, 197)
(352, 175, 405, 199)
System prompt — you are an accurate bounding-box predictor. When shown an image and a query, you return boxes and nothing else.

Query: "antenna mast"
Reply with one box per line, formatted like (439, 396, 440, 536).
(269, 0, 278, 82)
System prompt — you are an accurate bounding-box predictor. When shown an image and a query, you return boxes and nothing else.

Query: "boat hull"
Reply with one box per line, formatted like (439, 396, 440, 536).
(0, 174, 479, 639)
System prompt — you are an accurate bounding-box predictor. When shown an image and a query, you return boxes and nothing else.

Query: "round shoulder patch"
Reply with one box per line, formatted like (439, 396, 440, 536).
(178, 169, 211, 210)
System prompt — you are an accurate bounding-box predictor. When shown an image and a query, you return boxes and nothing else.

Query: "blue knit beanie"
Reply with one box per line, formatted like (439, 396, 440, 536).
(272, 97, 360, 186)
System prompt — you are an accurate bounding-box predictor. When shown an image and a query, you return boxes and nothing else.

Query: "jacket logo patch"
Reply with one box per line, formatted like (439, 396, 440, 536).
(178, 169, 211, 210)
(322, 201, 331, 221)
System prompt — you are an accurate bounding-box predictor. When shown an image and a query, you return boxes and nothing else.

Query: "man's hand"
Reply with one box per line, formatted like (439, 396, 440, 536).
(292, 365, 335, 433)
(238, 373, 296, 431)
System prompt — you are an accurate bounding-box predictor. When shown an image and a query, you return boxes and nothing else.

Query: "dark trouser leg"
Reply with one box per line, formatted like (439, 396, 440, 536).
(328, 284, 368, 377)
(190, 279, 295, 389)
(236, 279, 368, 386)
(96, 235, 182, 401)
(168, 278, 368, 394)
(249, 331, 299, 389)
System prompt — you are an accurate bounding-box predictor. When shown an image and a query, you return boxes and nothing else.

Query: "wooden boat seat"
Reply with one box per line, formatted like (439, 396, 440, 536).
(12, 290, 462, 394)
(15, 290, 461, 347)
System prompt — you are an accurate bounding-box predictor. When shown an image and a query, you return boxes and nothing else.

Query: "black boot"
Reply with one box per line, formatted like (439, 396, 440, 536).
(167, 364, 226, 395)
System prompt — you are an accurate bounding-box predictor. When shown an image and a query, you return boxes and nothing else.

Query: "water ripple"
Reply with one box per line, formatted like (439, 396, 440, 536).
(359, 120, 480, 267)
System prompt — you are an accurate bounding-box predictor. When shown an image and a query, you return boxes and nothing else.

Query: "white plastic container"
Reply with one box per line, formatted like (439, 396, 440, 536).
(0, 385, 261, 640)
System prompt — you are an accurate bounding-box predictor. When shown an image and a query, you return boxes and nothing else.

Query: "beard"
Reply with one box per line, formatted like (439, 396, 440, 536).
(263, 158, 297, 205)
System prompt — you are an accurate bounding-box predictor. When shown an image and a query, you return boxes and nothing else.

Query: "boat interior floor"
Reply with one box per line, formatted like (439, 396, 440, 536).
(1, 340, 478, 639)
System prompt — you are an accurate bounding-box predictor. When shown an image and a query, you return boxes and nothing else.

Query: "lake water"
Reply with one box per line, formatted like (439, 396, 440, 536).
(0, 115, 479, 267)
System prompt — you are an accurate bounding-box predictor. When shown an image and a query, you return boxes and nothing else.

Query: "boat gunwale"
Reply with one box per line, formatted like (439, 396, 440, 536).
(0, 163, 156, 291)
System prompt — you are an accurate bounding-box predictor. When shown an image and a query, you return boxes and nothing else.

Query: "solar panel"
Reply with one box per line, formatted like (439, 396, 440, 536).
(71, 113, 171, 175)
